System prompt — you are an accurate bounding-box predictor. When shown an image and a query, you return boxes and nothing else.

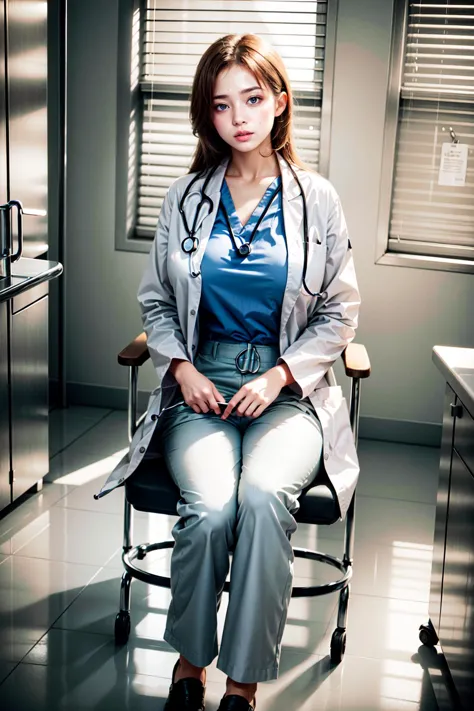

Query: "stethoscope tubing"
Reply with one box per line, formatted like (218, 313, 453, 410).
(220, 182, 282, 258)
(178, 161, 320, 297)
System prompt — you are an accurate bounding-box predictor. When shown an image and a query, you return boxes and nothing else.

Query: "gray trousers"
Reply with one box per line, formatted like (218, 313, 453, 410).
(159, 341, 323, 683)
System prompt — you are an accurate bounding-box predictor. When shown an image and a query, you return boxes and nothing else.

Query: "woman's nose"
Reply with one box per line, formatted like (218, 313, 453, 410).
(232, 109, 246, 126)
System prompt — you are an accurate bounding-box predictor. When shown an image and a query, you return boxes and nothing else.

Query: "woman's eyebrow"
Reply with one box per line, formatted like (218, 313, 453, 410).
(213, 86, 262, 100)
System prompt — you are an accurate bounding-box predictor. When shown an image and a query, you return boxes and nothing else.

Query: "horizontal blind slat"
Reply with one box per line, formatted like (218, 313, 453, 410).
(402, 0, 474, 100)
(142, 0, 326, 91)
(388, 1, 474, 260)
(133, 0, 326, 237)
(389, 98, 474, 254)
(136, 93, 321, 234)
(146, 0, 324, 10)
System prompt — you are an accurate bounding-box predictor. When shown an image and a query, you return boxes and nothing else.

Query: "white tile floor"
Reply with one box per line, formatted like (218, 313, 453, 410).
(0, 406, 441, 710)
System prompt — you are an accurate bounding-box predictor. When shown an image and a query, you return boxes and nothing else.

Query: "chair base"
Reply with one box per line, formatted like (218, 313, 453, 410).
(115, 540, 353, 664)
(120, 540, 353, 597)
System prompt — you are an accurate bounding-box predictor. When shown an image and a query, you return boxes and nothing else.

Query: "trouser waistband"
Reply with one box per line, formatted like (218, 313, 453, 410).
(198, 340, 280, 374)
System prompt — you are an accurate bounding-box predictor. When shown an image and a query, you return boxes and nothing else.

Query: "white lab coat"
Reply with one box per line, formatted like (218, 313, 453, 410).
(98, 152, 361, 519)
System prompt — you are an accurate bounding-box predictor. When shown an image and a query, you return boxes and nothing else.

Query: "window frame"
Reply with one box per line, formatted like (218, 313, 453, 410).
(115, 0, 339, 254)
(376, 0, 474, 275)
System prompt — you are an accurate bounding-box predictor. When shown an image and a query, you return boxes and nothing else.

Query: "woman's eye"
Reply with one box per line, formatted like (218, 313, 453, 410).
(248, 96, 262, 105)
(214, 104, 228, 112)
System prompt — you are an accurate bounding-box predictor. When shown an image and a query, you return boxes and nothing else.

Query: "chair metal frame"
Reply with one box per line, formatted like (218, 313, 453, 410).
(113, 336, 370, 662)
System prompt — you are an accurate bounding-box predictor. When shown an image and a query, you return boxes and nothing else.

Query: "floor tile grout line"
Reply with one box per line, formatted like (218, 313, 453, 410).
(0, 659, 22, 687)
(0, 564, 111, 683)
(49, 408, 117, 459)
(0, 569, 106, 685)
(355, 491, 437, 506)
(2, 552, 118, 569)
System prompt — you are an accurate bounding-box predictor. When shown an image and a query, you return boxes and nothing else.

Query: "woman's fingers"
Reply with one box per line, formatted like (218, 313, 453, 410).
(188, 387, 225, 415)
(213, 386, 226, 403)
(212, 387, 227, 415)
(236, 395, 257, 417)
(221, 392, 241, 419)
(247, 400, 263, 418)
(252, 404, 266, 418)
(207, 394, 221, 415)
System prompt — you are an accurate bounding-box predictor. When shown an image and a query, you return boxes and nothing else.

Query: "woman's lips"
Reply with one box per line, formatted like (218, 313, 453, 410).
(235, 132, 253, 142)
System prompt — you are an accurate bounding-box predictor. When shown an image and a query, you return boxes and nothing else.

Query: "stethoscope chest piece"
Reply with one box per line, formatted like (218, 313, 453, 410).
(181, 236, 199, 254)
(237, 243, 251, 257)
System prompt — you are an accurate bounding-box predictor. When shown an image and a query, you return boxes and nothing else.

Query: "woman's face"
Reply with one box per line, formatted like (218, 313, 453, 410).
(211, 64, 287, 155)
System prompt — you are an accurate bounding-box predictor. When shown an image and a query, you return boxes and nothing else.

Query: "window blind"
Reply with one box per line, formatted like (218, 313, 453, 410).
(135, 0, 328, 238)
(389, 1, 474, 260)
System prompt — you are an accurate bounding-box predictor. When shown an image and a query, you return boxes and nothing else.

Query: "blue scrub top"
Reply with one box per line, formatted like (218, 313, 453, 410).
(199, 176, 288, 346)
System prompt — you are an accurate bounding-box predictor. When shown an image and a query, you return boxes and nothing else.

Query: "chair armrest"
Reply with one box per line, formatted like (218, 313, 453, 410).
(118, 332, 150, 367)
(342, 343, 371, 379)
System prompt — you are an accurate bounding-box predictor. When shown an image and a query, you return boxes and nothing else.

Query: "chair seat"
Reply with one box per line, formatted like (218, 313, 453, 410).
(125, 455, 340, 526)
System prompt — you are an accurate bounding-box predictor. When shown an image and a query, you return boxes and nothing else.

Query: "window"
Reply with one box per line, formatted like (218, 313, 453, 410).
(118, 0, 336, 248)
(377, 0, 474, 273)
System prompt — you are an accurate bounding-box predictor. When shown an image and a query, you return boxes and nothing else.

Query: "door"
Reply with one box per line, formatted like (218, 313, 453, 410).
(6, 0, 48, 257)
(439, 449, 474, 709)
(0, 300, 11, 511)
(428, 384, 455, 634)
(10, 286, 49, 501)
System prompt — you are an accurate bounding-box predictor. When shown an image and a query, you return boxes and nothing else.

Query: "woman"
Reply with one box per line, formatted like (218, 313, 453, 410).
(99, 33, 360, 711)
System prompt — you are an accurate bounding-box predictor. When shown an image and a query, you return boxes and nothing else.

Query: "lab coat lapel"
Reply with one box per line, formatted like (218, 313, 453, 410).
(277, 153, 304, 341)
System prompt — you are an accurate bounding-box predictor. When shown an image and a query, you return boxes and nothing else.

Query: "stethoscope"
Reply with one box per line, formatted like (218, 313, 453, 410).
(178, 161, 320, 297)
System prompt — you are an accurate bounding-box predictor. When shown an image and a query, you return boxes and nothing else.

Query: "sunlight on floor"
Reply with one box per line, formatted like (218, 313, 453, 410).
(52, 449, 128, 486)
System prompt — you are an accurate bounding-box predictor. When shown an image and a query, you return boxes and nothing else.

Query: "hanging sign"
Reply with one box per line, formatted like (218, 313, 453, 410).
(438, 143, 468, 186)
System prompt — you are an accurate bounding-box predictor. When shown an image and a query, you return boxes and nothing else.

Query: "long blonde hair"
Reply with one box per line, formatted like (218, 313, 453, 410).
(188, 34, 309, 174)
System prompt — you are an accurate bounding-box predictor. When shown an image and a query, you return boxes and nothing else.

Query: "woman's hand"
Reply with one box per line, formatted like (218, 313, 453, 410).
(222, 363, 295, 420)
(170, 359, 226, 415)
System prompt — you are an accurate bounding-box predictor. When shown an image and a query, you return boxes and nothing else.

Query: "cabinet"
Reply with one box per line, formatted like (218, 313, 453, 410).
(439, 448, 474, 707)
(0, 300, 9, 511)
(10, 284, 49, 501)
(426, 347, 474, 711)
(0, 283, 49, 511)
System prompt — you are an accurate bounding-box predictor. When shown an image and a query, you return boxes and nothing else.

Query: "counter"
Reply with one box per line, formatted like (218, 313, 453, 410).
(424, 345, 474, 711)
(433, 345, 474, 416)
(0, 257, 63, 304)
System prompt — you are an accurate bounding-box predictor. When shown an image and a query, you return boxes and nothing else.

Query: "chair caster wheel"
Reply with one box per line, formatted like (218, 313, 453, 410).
(419, 622, 438, 647)
(115, 611, 131, 645)
(330, 627, 346, 664)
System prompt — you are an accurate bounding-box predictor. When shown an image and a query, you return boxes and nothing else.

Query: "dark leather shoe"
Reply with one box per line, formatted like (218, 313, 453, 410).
(217, 694, 256, 711)
(164, 659, 206, 711)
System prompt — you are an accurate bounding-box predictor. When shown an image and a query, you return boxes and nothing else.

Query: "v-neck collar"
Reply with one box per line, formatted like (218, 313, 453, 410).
(222, 176, 281, 235)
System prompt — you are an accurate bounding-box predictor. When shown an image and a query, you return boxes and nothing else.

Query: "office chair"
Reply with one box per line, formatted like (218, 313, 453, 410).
(112, 334, 370, 664)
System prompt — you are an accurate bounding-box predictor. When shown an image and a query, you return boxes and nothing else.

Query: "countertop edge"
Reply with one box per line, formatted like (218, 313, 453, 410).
(432, 346, 474, 417)
(0, 261, 63, 304)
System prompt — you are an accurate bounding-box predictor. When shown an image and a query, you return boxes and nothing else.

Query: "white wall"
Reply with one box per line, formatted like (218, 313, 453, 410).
(65, 0, 474, 436)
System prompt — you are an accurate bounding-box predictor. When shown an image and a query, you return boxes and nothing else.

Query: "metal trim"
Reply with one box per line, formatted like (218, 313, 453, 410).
(319, 0, 338, 178)
(376, 250, 474, 275)
(375, 0, 408, 267)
